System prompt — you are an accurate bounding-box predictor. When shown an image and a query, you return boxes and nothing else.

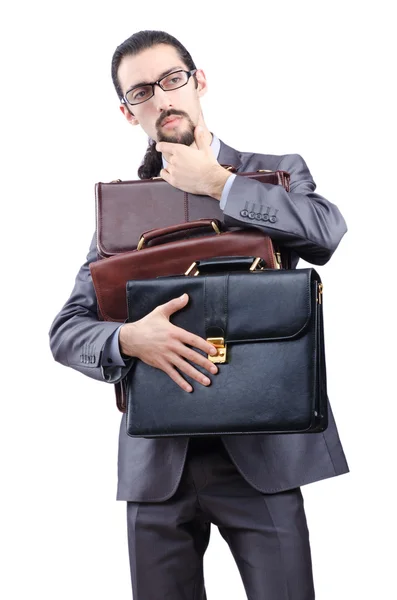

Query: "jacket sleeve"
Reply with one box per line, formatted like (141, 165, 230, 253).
(49, 233, 134, 384)
(222, 153, 347, 265)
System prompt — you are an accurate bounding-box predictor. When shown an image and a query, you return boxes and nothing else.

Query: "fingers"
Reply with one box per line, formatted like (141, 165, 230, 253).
(176, 342, 218, 375)
(157, 343, 218, 393)
(177, 328, 218, 357)
(146, 294, 221, 393)
(157, 342, 218, 392)
(159, 293, 189, 319)
(169, 355, 215, 391)
(157, 296, 218, 355)
(162, 364, 193, 393)
(155, 141, 176, 154)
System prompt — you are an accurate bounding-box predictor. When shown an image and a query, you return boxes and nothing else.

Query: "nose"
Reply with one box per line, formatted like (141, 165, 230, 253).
(151, 83, 173, 112)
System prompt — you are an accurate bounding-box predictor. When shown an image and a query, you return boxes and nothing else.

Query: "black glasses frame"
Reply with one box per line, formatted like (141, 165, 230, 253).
(121, 69, 198, 107)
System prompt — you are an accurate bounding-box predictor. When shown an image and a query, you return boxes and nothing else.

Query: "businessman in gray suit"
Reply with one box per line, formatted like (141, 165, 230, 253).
(50, 30, 349, 599)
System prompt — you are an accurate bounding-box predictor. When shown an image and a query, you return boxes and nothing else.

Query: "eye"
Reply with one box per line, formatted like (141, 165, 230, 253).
(163, 73, 183, 88)
(133, 88, 149, 100)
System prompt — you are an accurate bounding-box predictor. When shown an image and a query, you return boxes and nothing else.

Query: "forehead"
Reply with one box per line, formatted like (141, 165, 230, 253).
(118, 44, 186, 92)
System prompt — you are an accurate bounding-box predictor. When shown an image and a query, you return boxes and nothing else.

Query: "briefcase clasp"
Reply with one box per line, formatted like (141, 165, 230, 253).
(207, 337, 227, 364)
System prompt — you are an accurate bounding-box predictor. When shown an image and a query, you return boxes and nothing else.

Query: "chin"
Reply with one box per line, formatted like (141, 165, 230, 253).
(158, 128, 195, 147)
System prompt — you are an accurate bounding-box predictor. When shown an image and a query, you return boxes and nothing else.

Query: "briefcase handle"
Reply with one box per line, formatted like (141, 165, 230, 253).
(185, 256, 266, 276)
(137, 218, 224, 250)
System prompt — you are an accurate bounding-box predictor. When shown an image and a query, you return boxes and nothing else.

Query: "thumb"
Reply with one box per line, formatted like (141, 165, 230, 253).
(194, 126, 208, 151)
(159, 293, 189, 319)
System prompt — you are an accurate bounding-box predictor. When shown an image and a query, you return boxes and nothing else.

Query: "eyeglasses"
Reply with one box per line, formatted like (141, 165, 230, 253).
(121, 69, 197, 106)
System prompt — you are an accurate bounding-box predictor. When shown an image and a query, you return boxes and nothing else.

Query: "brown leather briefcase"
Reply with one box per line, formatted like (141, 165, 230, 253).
(95, 167, 290, 258)
(90, 219, 283, 323)
(92, 167, 291, 412)
(91, 219, 287, 413)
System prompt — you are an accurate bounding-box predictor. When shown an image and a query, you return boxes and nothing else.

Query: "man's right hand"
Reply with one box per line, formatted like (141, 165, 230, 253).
(118, 293, 218, 392)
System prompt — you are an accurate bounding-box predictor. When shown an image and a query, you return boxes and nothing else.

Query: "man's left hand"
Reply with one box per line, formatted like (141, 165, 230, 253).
(155, 126, 231, 200)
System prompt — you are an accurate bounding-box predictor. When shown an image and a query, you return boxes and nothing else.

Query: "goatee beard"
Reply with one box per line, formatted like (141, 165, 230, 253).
(157, 128, 195, 146)
(156, 111, 196, 146)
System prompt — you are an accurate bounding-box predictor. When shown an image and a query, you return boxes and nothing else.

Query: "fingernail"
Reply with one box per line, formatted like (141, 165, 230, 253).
(210, 347, 217, 355)
(202, 377, 211, 385)
(210, 366, 218, 374)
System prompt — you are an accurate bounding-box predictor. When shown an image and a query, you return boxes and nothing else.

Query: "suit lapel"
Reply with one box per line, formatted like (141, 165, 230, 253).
(217, 139, 243, 172)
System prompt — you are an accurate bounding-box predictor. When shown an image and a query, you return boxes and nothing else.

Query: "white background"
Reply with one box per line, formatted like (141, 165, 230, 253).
(1, 1, 396, 598)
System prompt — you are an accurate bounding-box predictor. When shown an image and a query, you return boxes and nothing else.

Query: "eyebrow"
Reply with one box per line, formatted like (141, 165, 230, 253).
(128, 66, 185, 90)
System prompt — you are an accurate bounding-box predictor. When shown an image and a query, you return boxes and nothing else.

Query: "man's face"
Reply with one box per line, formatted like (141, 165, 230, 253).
(117, 44, 208, 145)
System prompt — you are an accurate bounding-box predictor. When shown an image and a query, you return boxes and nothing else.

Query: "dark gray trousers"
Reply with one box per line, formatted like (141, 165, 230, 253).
(126, 439, 315, 599)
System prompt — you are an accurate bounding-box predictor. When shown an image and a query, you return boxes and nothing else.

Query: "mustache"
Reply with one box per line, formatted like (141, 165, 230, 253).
(156, 109, 189, 128)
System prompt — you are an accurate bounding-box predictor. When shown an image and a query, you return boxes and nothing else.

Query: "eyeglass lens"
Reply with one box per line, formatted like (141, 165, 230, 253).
(126, 71, 189, 105)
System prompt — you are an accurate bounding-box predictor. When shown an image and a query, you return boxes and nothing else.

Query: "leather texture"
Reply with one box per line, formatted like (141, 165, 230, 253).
(90, 221, 280, 324)
(125, 268, 327, 437)
(92, 171, 290, 414)
(96, 169, 290, 258)
(49, 137, 349, 501)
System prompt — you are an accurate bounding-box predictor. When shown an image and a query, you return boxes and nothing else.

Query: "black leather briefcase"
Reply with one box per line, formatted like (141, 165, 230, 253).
(124, 258, 328, 437)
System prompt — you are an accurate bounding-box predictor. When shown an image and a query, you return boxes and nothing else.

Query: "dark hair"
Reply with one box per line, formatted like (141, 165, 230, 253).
(111, 30, 198, 179)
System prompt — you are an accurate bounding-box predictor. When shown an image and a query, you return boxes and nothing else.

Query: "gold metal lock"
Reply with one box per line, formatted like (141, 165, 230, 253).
(207, 337, 227, 363)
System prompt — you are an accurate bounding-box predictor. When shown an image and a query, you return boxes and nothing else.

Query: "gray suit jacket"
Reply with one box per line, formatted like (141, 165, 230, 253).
(49, 138, 349, 502)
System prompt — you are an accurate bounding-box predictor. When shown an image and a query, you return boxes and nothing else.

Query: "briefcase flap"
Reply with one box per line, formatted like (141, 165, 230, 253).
(96, 170, 290, 258)
(126, 268, 321, 343)
(96, 180, 223, 258)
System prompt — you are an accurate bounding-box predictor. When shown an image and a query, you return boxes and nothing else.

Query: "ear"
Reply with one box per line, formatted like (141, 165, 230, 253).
(195, 69, 208, 99)
(119, 104, 139, 126)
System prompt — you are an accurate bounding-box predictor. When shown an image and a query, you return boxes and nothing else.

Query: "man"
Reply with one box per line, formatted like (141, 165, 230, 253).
(50, 29, 349, 600)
